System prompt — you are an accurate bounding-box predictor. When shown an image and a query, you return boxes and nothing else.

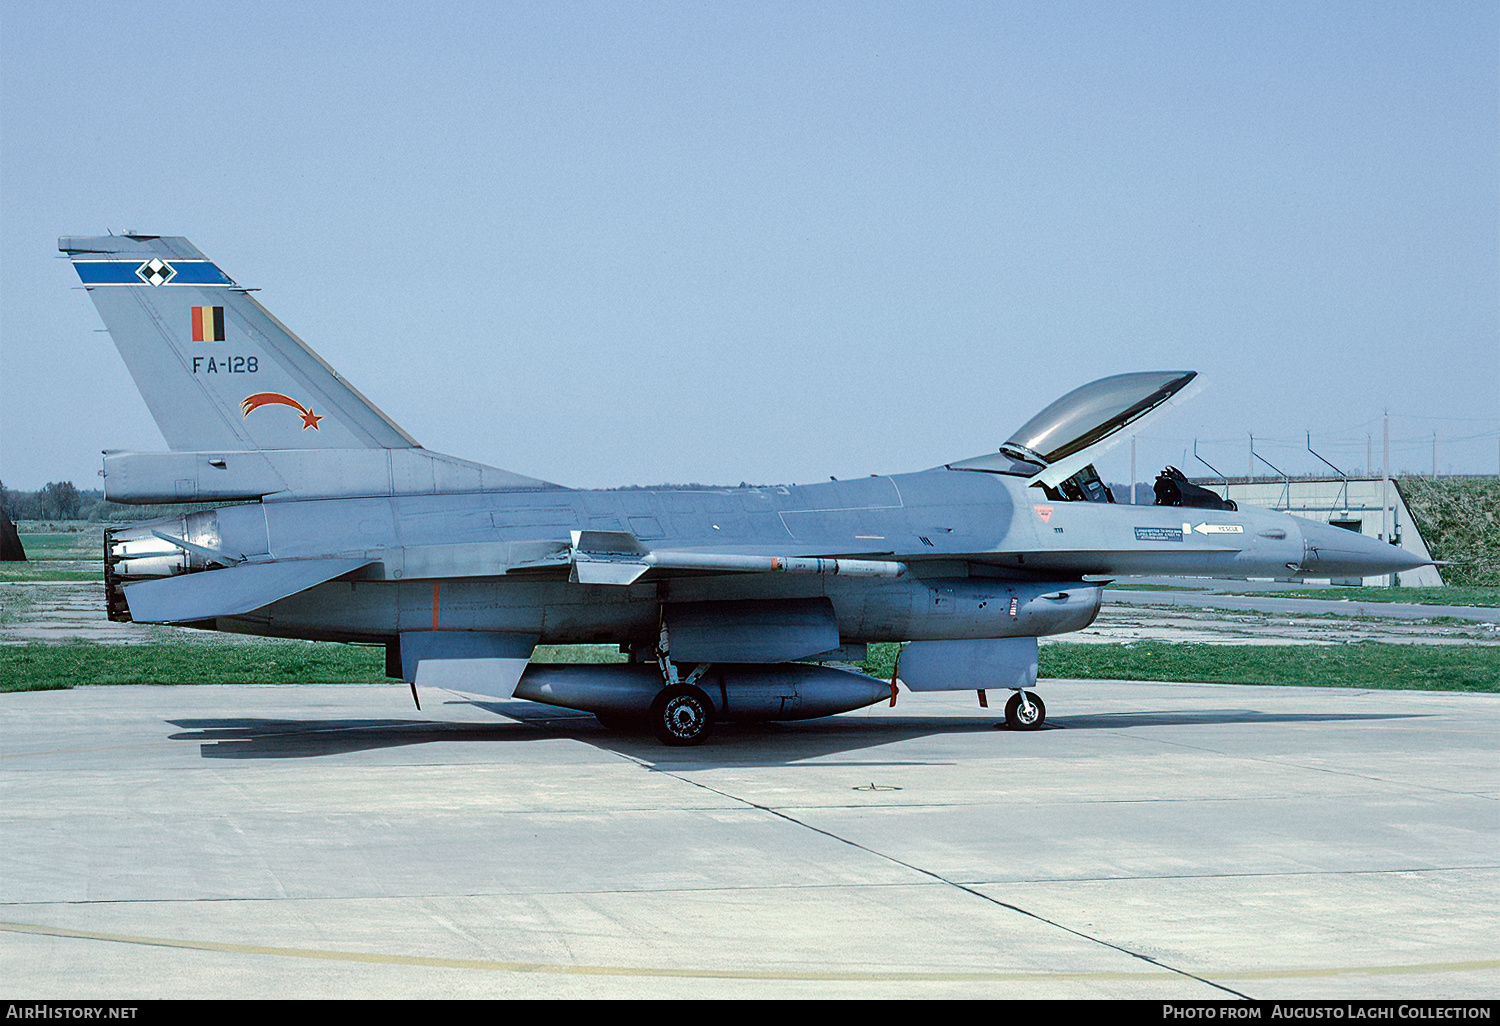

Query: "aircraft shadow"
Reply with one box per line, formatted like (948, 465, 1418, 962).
(167, 716, 539, 759)
(168, 703, 1423, 764)
(489, 703, 1426, 769)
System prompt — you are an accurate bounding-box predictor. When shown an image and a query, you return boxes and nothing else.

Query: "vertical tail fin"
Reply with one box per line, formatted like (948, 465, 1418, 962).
(60, 234, 418, 452)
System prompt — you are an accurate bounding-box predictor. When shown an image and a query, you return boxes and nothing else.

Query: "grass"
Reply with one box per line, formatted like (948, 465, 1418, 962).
(0, 584, 35, 625)
(1211, 585, 1500, 607)
(531, 644, 628, 664)
(0, 640, 630, 693)
(0, 640, 392, 693)
(1105, 583, 1209, 592)
(8, 528, 103, 582)
(1039, 640, 1498, 691)
(14, 529, 101, 561)
(3, 638, 1494, 695)
(1398, 477, 1500, 587)
(861, 640, 1498, 692)
(0, 566, 101, 582)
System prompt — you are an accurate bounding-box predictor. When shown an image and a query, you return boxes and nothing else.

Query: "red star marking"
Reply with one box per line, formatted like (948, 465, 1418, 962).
(242, 392, 324, 430)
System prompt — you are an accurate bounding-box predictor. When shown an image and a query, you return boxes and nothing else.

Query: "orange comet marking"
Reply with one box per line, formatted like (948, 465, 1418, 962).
(240, 392, 323, 430)
(432, 582, 440, 630)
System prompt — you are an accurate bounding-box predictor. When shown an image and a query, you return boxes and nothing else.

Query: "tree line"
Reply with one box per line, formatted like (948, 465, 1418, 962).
(0, 481, 212, 523)
(0, 481, 90, 521)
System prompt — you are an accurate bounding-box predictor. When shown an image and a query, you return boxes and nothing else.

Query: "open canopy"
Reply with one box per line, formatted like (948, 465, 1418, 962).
(999, 371, 1197, 468)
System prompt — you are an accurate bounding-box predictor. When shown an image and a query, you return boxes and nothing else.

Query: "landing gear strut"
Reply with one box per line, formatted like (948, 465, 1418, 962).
(1004, 690, 1046, 730)
(651, 612, 715, 745)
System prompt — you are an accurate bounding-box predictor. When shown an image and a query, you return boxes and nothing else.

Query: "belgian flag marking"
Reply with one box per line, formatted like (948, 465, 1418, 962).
(191, 306, 225, 342)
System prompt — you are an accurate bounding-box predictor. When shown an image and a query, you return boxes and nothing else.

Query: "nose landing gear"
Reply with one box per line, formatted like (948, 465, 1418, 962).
(1004, 690, 1046, 730)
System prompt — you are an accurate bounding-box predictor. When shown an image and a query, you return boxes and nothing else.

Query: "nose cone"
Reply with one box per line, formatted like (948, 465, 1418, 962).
(1294, 517, 1429, 578)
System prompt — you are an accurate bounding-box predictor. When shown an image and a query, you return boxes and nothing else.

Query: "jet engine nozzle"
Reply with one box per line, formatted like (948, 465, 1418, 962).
(103, 510, 227, 621)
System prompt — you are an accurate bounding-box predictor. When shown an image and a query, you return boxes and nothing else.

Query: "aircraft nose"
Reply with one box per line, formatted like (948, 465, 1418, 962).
(1295, 517, 1429, 578)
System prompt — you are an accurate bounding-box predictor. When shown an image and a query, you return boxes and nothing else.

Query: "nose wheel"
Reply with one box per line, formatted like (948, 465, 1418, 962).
(1004, 690, 1046, 730)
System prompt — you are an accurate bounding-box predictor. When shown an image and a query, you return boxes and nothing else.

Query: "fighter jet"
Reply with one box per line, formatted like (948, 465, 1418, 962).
(62, 233, 1428, 744)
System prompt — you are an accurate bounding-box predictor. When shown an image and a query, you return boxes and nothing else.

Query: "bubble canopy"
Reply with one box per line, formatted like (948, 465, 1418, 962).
(999, 371, 1197, 467)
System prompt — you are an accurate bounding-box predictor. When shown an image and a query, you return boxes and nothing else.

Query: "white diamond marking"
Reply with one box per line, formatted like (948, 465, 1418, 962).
(135, 258, 176, 286)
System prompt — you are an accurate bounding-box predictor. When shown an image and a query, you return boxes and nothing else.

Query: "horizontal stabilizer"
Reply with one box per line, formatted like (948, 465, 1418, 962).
(123, 557, 374, 623)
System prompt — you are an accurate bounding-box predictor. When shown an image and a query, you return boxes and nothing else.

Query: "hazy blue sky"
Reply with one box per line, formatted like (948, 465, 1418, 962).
(3, 1, 1496, 491)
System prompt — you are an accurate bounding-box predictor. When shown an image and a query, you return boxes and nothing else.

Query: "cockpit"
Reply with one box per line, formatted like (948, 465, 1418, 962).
(948, 370, 1199, 503)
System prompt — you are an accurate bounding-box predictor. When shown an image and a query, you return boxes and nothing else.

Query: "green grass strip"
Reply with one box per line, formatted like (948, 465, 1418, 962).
(864, 640, 1497, 692)
(1207, 585, 1500, 607)
(1039, 641, 1499, 691)
(0, 567, 101, 582)
(0, 640, 639, 693)
(13, 532, 100, 560)
(0, 641, 391, 693)
(4, 639, 1495, 695)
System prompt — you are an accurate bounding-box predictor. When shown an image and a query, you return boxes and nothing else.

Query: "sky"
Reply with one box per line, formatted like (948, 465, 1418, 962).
(2, 1, 1496, 493)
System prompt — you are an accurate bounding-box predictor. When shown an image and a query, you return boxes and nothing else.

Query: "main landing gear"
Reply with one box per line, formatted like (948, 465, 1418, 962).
(651, 614, 715, 746)
(651, 683, 715, 746)
(1004, 690, 1046, 730)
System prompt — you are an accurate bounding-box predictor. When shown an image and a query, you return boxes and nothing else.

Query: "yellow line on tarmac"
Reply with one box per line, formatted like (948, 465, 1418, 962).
(1217, 960, 1500, 981)
(2, 921, 1496, 983)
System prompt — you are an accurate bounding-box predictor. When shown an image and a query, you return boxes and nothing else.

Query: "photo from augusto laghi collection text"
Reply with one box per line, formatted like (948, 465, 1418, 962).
(1161, 1006, 1493, 1020)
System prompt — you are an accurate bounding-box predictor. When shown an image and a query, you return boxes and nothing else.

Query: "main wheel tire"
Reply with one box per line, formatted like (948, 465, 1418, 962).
(651, 684, 716, 746)
(1004, 691, 1046, 730)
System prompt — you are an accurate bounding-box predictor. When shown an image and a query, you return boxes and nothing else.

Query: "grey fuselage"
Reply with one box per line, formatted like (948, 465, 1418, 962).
(129, 465, 1324, 648)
